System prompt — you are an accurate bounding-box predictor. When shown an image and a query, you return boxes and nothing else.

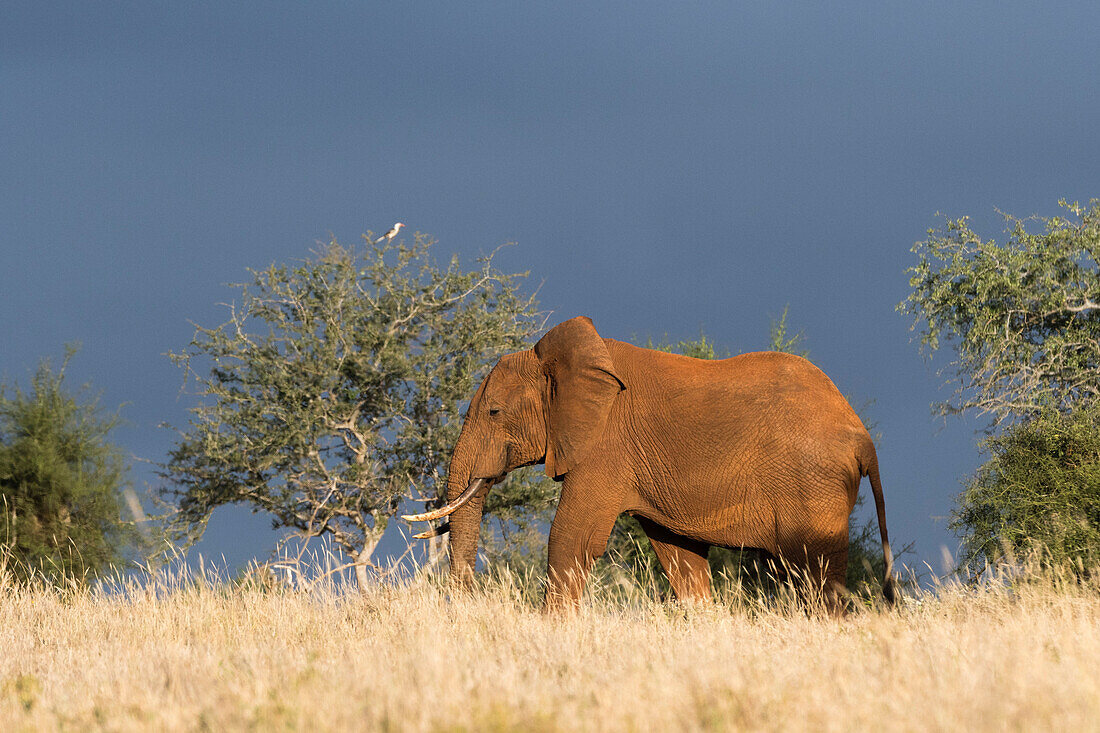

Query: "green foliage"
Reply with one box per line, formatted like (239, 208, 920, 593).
(644, 332, 725, 360)
(902, 198, 1100, 574)
(768, 304, 809, 358)
(478, 467, 559, 575)
(158, 233, 544, 576)
(0, 348, 137, 583)
(952, 406, 1100, 576)
(900, 199, 1100, 425)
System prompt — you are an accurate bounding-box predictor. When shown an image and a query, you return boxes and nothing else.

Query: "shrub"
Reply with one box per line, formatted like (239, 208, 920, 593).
(953, 406, 1100, 576)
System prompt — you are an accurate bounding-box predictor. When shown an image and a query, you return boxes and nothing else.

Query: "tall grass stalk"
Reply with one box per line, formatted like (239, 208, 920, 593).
(1, 547, 1098, 731)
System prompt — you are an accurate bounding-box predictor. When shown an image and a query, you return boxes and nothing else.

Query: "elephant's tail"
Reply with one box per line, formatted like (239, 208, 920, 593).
(862, 447, 896, 606)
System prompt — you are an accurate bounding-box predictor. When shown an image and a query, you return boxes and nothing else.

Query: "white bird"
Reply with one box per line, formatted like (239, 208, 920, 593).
(375, 222, 405, 244)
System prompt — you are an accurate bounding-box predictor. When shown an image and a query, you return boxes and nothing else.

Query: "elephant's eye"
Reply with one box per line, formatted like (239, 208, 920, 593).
(488, 408, 501, 416)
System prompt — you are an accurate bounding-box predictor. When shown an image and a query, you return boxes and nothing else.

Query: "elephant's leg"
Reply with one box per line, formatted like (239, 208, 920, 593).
(635, 517, 712, 603)
(787, 538, 849, 617)
(543, 484, 620, 612)
(819, 543, 850, 617)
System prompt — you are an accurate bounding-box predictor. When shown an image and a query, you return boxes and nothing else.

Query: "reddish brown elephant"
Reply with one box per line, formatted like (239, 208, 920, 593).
(405, 316, 894, 612)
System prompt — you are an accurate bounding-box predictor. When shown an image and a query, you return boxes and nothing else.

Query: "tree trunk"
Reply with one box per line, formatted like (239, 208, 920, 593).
(354, 557, 370, 591)
(352, 534, 381, 592)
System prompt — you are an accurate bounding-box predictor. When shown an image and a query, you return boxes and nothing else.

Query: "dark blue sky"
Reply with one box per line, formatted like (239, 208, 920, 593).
(3, 3, 1098, 574)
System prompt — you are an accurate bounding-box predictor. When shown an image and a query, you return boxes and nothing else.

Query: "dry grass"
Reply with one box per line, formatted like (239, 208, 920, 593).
(1, 557, 1098, 732)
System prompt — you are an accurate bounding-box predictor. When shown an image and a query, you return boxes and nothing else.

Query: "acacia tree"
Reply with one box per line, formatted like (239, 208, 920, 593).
(900, 199, 1100, 425)
(0, 348, 138, 584)
(901, 199, 1100, 573)
(158, 234, 543, 587)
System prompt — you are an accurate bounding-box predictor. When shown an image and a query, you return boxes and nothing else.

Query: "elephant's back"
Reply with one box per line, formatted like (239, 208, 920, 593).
(608, 342, 868, 445)
(627, 346, 859, 418)
(717, 351, 866, 435)
(722, 350, 849, 400)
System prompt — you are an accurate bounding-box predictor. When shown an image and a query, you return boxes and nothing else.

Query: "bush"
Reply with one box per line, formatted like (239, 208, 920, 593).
(0, 348, 138, 583)
(953, 406, 1100, 576)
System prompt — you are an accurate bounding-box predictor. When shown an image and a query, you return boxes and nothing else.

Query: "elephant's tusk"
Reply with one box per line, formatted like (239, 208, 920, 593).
(401, 478, 489, 522)
(412, 522, 450, 540)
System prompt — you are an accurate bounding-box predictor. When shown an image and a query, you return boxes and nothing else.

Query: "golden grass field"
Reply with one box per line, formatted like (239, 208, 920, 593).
(1, 558, 1099, 732)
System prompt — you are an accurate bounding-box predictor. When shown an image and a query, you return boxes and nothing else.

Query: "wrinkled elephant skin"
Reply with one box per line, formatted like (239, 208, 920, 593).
(413, 316, 894, 613)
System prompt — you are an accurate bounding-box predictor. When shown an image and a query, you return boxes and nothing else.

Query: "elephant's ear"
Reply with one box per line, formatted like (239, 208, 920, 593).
(534, 316, 625, 480)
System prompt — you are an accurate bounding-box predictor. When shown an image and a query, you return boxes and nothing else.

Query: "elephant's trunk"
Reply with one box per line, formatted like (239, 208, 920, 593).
(404, 376, 495, 586)
(444, 483, 488, 587)
(422, 405, 493, 586)
(441, 454, 489, 588)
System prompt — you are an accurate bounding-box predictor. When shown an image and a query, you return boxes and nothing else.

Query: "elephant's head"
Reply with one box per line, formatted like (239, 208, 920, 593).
(403, 316, 625, 584)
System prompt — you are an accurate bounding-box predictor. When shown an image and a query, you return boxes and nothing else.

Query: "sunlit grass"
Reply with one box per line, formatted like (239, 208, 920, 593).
(0, 549, 1098, 731)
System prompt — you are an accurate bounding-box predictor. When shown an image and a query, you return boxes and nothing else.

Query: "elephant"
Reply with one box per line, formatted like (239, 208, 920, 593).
(404, 316, 894, 613)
